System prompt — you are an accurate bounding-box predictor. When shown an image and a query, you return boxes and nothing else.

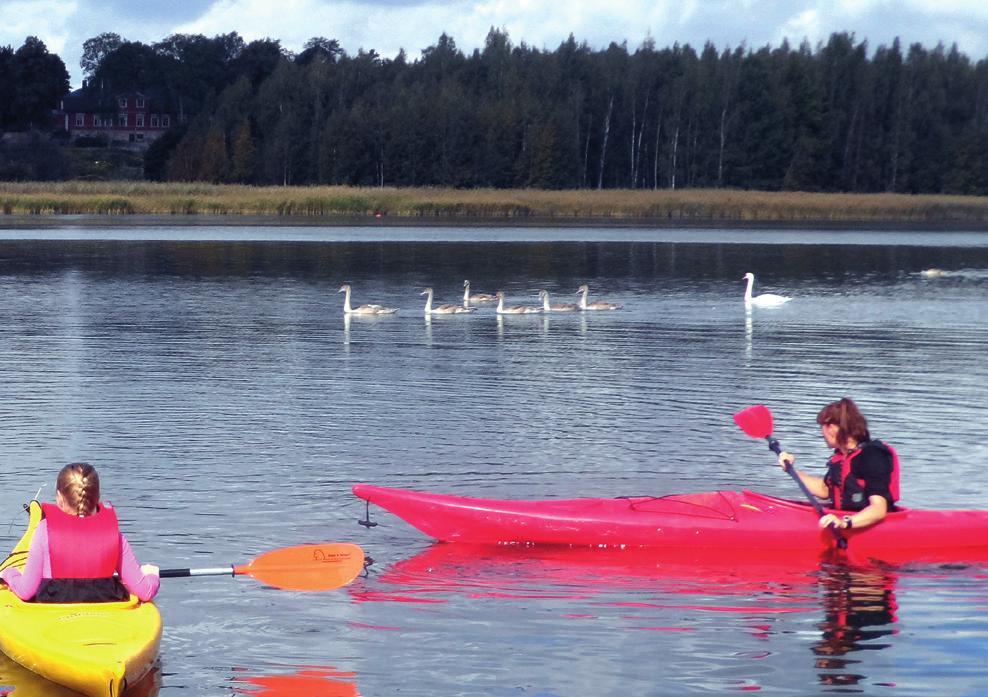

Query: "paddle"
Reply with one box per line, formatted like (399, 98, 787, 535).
(733, 404, 848, 550)
(159, 542, 365, 591)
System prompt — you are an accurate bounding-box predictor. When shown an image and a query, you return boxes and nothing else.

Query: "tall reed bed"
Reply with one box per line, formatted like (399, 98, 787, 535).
(3, 182, 988, 224)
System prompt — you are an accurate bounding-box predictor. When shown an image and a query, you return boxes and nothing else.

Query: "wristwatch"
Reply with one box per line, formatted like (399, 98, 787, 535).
(842, 515, 854, 529)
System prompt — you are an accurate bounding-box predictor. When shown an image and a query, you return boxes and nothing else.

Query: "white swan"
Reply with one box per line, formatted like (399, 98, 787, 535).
(538, 289, 579, 312)
(422, 287, 474, 314)
(338, 284, 398, 315)
(463, 280, 497, 308)
(742, 273, 791, 307)
(576, 284, 621, 311)
(495, 291, 542, 314)
(920, 268, 947, 279)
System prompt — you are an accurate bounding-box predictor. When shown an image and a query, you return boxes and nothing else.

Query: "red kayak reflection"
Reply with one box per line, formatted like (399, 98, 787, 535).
(354, 542, 987, 691)
(353, 543, 833, 611)
(230, 665, 359, 697)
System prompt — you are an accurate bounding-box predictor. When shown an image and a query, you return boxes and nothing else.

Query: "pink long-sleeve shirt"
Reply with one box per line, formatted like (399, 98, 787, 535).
(0, 519, 159, 602)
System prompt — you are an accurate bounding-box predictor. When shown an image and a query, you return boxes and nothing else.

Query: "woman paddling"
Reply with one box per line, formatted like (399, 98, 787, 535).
(0, 462, 159, 602)
(777, 398, 899, 532)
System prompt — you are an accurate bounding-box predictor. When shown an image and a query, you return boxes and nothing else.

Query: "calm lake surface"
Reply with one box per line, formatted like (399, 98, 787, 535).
(1, 225, 987, 697)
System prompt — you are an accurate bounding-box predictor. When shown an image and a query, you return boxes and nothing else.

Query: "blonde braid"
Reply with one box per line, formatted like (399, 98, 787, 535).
(56, 462, 100, 517)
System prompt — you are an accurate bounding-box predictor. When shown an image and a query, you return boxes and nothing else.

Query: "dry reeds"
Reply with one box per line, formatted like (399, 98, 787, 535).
(3, 182, 988, 226)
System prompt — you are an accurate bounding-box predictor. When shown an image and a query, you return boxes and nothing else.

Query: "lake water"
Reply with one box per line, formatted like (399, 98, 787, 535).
(1, 225, 986, 697)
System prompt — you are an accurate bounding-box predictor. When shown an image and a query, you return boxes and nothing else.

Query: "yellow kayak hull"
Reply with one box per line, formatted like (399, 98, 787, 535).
(0, 502, 162, 697)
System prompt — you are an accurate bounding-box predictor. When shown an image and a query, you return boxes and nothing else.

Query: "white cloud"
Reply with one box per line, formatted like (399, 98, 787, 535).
(173, 0, 684, 58)
(3, 0, 988, 89)
(777, 8, 822, 46)
(902, 0, 988, 20)
(2, 0, 77, 56)
(835, 0, 881, 18)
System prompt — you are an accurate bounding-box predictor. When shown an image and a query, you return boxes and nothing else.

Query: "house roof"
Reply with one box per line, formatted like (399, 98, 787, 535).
(60, 87, 173, 113)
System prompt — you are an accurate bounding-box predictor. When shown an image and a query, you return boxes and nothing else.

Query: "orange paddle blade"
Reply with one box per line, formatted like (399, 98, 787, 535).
(733, 404, 774, 439)
(233, 543, 365, 592)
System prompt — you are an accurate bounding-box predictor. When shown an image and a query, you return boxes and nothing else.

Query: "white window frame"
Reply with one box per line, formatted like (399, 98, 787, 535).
(118, 96, 128, 107)
(136, 97, 145, 108)
(136, 114, 144, 127)
(162, 115, 170, 127)
(118, 113, 127, 127)
(75, 113, 85, 127)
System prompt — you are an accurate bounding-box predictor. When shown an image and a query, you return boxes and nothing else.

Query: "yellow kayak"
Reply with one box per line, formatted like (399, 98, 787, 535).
(0, 652, 162, 697)
(0, 501, 162, 697)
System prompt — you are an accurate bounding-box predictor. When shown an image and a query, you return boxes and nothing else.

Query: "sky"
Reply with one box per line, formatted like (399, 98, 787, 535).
(4, 0, 988, 89)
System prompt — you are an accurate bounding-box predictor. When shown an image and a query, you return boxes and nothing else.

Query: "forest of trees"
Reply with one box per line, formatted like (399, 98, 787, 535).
(3, 29, 988, 194)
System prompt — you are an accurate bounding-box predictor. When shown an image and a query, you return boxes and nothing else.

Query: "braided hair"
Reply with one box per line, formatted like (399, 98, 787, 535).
(56, 462, 100, 517)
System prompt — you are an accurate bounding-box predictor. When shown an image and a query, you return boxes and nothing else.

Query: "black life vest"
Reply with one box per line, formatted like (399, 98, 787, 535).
(825, 441, 900, 512)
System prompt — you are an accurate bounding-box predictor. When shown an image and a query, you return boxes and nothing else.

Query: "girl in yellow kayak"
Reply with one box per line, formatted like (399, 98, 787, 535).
(777, 398, 900, 532)
(0, 463, 160, 602)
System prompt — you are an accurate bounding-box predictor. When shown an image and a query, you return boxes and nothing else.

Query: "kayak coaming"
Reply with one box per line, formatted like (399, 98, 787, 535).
(352, 484, 988, 561)
(0, 501, 162, 697)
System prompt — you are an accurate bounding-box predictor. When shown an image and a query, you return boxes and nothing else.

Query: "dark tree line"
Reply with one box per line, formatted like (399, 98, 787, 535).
(0, 37, 70, 131)
(4, 30, 988, 193)
(0, 37, 72, 180)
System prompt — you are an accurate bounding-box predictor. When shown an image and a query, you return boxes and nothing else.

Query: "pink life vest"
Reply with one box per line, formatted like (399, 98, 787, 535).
(829, 441, 900, 511)
(41, 502, 121, 578)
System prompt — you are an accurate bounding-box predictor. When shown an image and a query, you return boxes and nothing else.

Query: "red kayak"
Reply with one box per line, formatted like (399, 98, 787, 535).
(352, 484, 988, 563)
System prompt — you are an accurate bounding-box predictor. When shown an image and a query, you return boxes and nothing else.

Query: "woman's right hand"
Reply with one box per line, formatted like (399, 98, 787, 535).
(777, 451, 795, 471)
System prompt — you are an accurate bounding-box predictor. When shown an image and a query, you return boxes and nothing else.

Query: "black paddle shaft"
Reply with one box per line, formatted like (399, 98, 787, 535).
(765, 436, 848, 550)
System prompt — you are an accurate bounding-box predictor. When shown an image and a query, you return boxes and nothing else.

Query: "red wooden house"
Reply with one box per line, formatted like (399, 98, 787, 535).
(55, 88, 173, 149)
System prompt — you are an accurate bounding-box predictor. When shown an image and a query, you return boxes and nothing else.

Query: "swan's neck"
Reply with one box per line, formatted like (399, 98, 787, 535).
(578, 288, 588, 310)
(424, 289, 433, 312)
(542, 294, 550, 311)
(463, 284, 470, 303)
(744, 277, 754, 303)
(496, 295, 504, 312)
(343, 287, 353, 312)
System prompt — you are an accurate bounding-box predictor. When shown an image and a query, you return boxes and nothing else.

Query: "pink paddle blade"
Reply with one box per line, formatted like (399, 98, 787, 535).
(733, 404, 774, 438)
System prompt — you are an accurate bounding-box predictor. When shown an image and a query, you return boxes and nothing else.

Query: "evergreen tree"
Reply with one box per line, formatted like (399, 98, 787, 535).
(0, 45, 15, 130)
(9, 37, 70, 130)
(729, 46, 788, 189)
(197, 127, 228, 182)
(229, 120, 256, 183)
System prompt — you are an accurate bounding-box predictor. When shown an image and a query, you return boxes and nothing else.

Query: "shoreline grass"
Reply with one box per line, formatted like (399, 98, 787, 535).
(3, 182, 988, 228)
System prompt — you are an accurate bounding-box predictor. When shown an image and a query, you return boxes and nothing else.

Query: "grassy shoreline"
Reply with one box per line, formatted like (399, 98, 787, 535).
(3, 182, 988, 229)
